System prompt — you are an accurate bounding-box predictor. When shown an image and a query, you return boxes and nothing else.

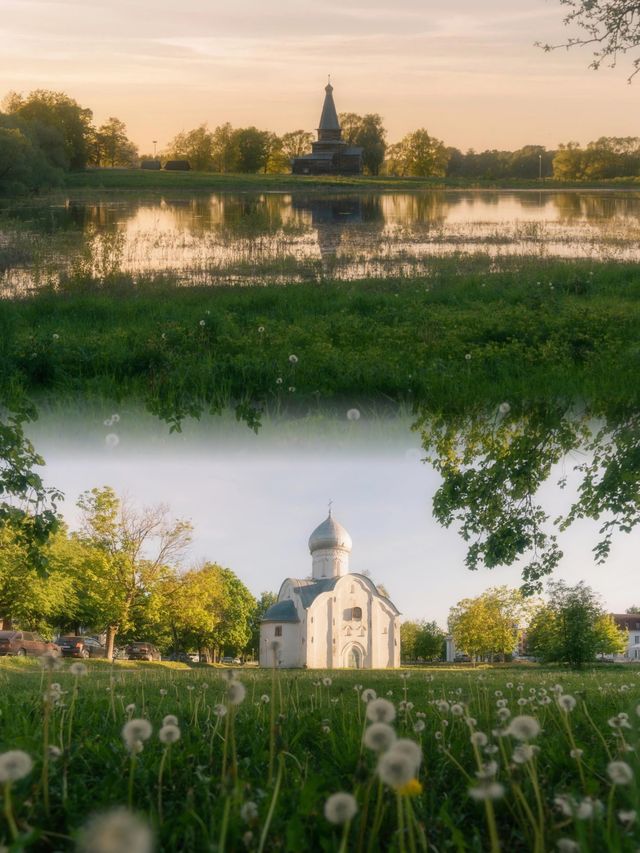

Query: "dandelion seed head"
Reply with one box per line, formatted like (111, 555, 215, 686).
(390, 739, 422, 772)
(105, 433, 120, 449)
(77, 807, 153, 853)
(506, 715, 541, 741)
(498, 402, 511, 415)
(122, 719, 152, 745)
(366, 698, 396, 724)
(322, 677, 332, 687)
(0, 750, 33, 783)
(361, 688, 377, 703)
(363, 722, 397, 753)
(324, 792, 358, 825)
(377, 750, 415, 789)
(558, 694, 577, 712)
(346, 408, 361, 421)
(240, 801, 259, 823)
(469, 782, 505, 801)
(556, 840, 579, 853)
(159, 724, 181, 745)
(288, 354, 299, 364)
(413, 720, 426, 733)
(618, 809, 636, 825)
(227, 681, 246, 706)
(214, 704, 227, 717)
(607, 761, 634, 785)
(70, 662, 88, 677)
(162, 715, 178, 727)
(260, 694, 270, 704)
(40, 651, 60, 671)
(470, 732, 488, 747)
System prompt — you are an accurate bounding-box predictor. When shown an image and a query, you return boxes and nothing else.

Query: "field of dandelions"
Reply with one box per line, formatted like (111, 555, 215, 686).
(1, 657, 640, 852)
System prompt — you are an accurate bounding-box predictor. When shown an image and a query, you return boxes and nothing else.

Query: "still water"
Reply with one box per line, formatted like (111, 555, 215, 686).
(2, 189, 640, 293)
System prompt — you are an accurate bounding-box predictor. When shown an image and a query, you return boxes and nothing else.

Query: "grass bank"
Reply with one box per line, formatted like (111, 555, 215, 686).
(1, 260, 640, 424)
(1, 661, 639, 850)
(54, 168, 640, 196)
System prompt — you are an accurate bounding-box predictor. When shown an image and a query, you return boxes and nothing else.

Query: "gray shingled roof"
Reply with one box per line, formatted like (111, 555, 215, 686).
(319, 84, 341, 131)
(262, 599, 300, 623)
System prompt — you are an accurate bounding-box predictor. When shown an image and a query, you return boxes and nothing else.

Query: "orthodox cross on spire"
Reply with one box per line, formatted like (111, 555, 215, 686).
(328, 499, 333, 517)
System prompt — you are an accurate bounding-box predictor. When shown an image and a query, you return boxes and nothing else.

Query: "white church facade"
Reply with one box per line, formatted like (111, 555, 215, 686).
(259, 511, 401, 669)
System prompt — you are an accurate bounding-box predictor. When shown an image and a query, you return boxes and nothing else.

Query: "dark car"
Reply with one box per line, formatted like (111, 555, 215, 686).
(126, 642, 161, 662)
(0, 630, 60, 657)
(56, 635, 107, 659)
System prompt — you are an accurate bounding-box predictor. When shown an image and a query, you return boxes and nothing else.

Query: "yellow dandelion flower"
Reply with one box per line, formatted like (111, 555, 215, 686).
(397, 778, 422, 797)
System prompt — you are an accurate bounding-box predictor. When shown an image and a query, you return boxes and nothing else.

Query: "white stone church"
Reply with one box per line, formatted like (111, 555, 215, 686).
(259, 511, 401, 669)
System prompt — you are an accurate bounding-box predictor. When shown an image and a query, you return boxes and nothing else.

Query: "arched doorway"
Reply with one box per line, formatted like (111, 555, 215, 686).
(343, 643, 364, 669)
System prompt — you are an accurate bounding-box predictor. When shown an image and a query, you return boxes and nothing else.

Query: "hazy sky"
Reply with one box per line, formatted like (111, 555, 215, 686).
(27, 412, 639, 626)
(1, 0, 639, 152)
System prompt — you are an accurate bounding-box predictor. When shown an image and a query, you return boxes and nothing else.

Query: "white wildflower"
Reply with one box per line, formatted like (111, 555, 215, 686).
(557, 694, 577, 712)
(377, 750, 415, 789)
(70, 662, 88, 677)
(361, 688, 377, 703)
(469, 782, 505, 801)
(162, 715, 178, 727)
(240, 801, 259, 824)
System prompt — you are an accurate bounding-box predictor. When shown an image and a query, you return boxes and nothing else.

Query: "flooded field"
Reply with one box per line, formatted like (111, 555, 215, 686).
(2, 189, 640, 294)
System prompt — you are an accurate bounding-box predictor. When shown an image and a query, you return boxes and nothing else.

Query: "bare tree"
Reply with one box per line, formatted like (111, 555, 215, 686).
(75, 487, 192, 659)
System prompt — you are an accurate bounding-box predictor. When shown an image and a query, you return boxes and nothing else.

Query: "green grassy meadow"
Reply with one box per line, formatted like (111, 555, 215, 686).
(1, 659, 639, 851)
(1, 260, 640, 425)
(55, 169, 640, 196)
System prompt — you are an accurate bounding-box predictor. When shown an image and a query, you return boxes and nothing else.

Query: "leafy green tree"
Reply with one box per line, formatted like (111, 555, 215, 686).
(165, 124, 215, 171)
(414, 620, 446, 661)
(94, 117, 138, 167)
(0, 406, 62, 566)
(246, 591, 278, 658)
(339, 112, 387, 175)
(542, 1, 640, 81)
(280, 130, 314, 160)
(0, 126, 59, 194)
(3, 90, 94, 169)
(0, 524, 76, 636)
(209, 566, 255, 657)
(211, 123, 235, 172)
(449, 587, 530, 662)
(73, 487, 192, 658)
(400, 621, 421, 661)
(527, 581, 624, 666)
(385, 129, 449, 177)
(229, 127, 271, 173)
(553, 142, 587, 180)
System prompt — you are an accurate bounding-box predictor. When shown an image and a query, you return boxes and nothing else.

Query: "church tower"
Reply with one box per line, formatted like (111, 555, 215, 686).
(317, 82, 342, 143)
(308, 510, 352, 579)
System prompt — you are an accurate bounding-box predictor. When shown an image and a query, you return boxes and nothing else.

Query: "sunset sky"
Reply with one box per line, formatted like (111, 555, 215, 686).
(2, 0, 639, 153)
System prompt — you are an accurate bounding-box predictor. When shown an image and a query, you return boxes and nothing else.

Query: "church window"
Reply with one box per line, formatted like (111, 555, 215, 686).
(274, 626, 282, 637)
(350, 584, 355, 593)
(352, 607, 363, 621)
(382, 626, 388, 634)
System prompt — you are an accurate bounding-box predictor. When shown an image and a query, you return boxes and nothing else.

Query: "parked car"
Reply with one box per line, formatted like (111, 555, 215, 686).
(220, 656, 242, 665)
(56, 635, 107, 659)
(125, 642, 161, 662)
(0, 631, 60, 657)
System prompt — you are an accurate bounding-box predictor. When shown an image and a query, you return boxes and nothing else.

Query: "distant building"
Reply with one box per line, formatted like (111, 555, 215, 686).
(259, 510, 400, 669)
(611, 613, 640, 661)
(292, 82, 363, 176)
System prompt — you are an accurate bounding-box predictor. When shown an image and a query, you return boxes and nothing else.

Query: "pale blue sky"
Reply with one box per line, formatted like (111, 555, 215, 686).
(27, 411, 639, 625)
(1, 0, 639, 151)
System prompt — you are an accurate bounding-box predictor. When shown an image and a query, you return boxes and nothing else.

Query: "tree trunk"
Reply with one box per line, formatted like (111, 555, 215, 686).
(105, 625, 118, 660)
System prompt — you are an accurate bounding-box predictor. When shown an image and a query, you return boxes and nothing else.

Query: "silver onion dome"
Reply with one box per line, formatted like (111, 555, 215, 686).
(308, 512, 352, 553)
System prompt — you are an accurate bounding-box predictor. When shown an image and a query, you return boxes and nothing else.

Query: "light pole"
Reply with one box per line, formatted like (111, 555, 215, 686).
(539, 153, 542, 181)
(153, 140, 158, 158)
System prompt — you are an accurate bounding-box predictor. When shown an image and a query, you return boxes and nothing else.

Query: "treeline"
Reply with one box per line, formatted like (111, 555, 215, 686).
(0, 486, 275, 660)
(0, 90, 138, 194)
(2, 88, 640, 195)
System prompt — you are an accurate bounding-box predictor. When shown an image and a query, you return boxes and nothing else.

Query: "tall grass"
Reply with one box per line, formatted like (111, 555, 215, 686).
(1, 660, 639, 850)
(1, 260, 639, 425)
